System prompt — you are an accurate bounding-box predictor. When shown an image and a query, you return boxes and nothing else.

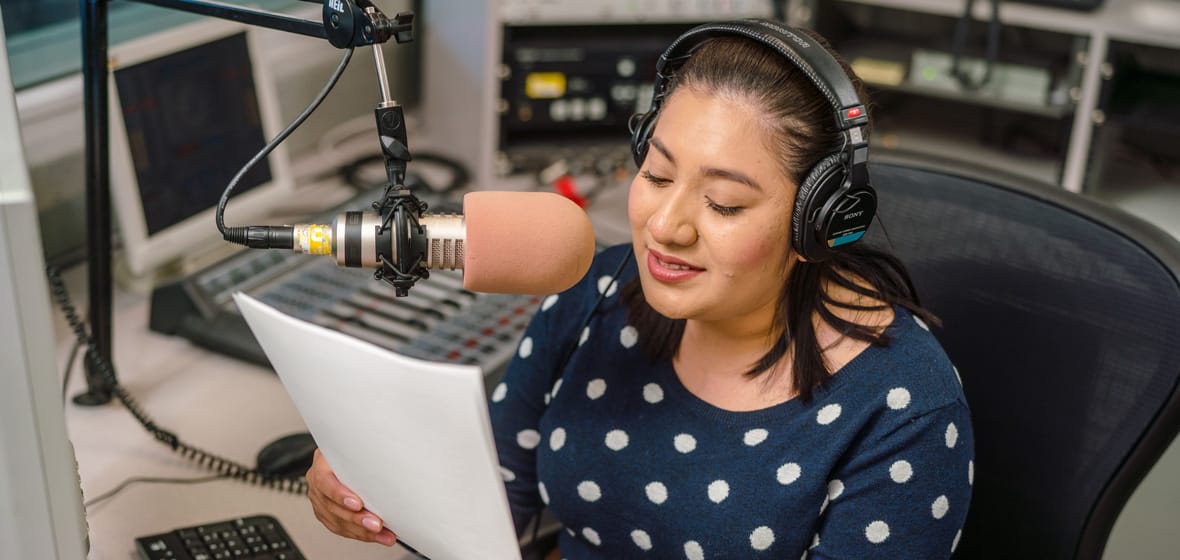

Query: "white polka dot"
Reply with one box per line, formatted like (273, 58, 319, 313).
(500, 467, 516, 482)
(684, 540, 704, 560)
(743, 429, 769, 446)
(750, 526, 774, 551)
(643, 383, 664, 403)
(583, 527, 601, 546)
(674, 433, 697, 453)
(819, 495, 829, 515)
(816, 404, 842, 425)
(954, 365, 962, 385)
(952, 529, 961, 552)
(541, 294, 559, 311)
(550, 427, 566, 451)
(544, 392, 551, 405)
(518, 336, 533, 358)
(810, 533, 820, 549)
(551, 378, 563, 398)
(631, 529, 652, 551)
(645, 482, 668, 504)
(578, 481, 602, 502)
(865, 520, 890, 544)
(605, 429, 629, 451)
(932, 495, 949, 519)
(946, 422, 959, 448)
(579, 326, 590, 346)
(886, 387, 911, 410)
(707, 480, 729, 503)
(491, 382, 507, 402)
(620, 325, 639, 348)
(587, 378, 606, 400)
(889, 460, 913, 483)
(517, 429, 541, 449)
(828, 479, 844, 500)
(776, 462, 802, 485)
(597, 275, 619, 297)
(539, 482, 550, 504)
(914, 315, 930, 331)
(969, 460, 974, 485)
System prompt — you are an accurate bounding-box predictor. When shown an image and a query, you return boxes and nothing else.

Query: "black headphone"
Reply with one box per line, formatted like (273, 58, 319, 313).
(629, 19, 876, 262)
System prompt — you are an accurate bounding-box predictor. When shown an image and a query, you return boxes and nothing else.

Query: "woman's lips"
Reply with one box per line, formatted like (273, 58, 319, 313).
(647, 249, 704, 283)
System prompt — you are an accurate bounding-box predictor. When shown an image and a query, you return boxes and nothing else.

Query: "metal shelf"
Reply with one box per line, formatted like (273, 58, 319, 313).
(867, 80, 1073, 119)
(831, 0, 1180, 49)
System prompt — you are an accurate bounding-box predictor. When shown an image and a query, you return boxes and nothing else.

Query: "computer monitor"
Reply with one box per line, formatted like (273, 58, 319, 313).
(0, 12, 90, 559)
(107, 18, 294, 277)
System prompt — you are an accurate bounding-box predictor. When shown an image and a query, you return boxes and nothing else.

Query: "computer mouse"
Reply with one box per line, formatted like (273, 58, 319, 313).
(256, 432, 318, 479)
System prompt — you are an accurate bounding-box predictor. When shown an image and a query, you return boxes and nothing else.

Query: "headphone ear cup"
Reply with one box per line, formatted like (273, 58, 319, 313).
(629, 110, 658, 168)
(791, 153, 845, 261)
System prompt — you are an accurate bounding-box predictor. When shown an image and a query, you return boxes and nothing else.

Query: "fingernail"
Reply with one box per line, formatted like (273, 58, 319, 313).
(376, 533, 396, 547)
(343, 496, 361, 511)
(363, 517, 381, 532)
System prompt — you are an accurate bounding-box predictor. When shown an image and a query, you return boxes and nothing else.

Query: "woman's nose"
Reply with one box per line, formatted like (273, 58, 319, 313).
(649, 193, 698, 247)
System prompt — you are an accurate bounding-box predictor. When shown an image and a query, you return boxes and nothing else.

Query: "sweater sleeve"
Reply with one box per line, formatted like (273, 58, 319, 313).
(487, 274, 598, 536)
(807, 401, 974, 559)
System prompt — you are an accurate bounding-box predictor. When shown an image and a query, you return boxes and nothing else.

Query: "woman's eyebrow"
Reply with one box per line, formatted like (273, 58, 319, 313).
(650, 136, 763, 191)
(701, 167, 763, 192)
(649, 137, 675, 164)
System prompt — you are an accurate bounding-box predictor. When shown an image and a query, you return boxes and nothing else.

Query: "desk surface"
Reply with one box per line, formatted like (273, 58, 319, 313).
(56, 264, 417, 560)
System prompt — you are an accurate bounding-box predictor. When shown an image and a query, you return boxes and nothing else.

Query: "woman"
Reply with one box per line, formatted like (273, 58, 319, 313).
(307, 21, 973, 559)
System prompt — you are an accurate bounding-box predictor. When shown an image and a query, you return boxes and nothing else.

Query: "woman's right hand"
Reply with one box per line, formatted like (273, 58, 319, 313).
(306, 448, 398, 547)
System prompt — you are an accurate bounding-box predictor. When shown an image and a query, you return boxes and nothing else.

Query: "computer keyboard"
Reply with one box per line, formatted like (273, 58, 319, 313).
(135, 514, 303, 560)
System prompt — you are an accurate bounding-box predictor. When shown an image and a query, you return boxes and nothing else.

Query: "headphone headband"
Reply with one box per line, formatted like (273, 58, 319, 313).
(654, 20, 869, 133)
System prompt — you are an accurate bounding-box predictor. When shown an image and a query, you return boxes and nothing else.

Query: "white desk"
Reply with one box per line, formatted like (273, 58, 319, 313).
(55, 265, 417, 560)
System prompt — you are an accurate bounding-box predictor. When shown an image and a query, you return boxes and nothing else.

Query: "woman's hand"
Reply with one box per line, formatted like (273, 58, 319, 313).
(306, 448, 398, 547)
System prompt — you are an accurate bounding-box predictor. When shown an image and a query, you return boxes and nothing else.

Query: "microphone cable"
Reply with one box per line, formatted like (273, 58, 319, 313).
(218, 46, 355, 246)
(46, 266, 308, 495)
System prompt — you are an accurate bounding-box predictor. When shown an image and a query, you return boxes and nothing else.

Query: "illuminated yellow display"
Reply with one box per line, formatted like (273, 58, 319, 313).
(525, 72, 567, 99)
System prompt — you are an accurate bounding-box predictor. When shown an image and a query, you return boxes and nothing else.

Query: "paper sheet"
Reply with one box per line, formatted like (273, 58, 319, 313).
(234, 293, 521, 560)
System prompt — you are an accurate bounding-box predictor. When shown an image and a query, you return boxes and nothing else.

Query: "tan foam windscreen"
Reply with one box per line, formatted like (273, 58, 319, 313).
(462, 191, 596, 295)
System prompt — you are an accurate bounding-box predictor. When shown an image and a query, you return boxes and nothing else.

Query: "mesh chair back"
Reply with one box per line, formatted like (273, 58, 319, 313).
(864, 157, 1180, 559)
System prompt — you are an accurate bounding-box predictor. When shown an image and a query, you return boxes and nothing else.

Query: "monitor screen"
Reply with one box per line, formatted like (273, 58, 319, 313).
(108, 19, 293, 277)
(115, 32, 272, 236)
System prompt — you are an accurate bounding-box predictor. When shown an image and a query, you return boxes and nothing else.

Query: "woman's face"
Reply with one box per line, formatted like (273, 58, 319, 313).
(629, 87, 799, 330)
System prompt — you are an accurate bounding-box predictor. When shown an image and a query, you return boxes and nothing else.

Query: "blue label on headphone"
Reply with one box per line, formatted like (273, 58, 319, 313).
(828, 231, 865, 247)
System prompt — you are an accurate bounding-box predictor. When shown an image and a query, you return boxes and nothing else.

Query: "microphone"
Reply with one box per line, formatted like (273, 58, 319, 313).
(233, 191, 596, 295)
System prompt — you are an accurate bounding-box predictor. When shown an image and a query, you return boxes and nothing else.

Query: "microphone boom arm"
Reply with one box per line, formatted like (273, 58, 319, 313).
(366, 9, 429, 297)
(78, 0, 415, 402)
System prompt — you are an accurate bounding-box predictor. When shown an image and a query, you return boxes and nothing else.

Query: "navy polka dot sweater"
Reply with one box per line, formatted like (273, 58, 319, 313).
(490, 245, 973, 559)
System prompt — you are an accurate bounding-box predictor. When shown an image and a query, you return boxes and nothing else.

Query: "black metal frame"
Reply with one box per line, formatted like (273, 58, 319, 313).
(77, 0, 409, 403)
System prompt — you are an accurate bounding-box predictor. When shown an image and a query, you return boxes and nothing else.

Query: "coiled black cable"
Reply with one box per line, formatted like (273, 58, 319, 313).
(46, 266, 308, 495)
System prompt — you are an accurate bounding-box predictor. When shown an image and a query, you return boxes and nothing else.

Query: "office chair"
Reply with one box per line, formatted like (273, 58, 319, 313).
(864, 154, 1180, 559)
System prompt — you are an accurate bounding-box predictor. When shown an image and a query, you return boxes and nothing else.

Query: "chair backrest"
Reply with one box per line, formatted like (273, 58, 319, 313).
(864, 155, 1180, 559)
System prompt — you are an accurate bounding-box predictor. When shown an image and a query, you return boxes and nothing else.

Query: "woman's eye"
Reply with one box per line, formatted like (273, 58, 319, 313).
(706, 197, 742, 216)
(641, 170, 672, 186)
